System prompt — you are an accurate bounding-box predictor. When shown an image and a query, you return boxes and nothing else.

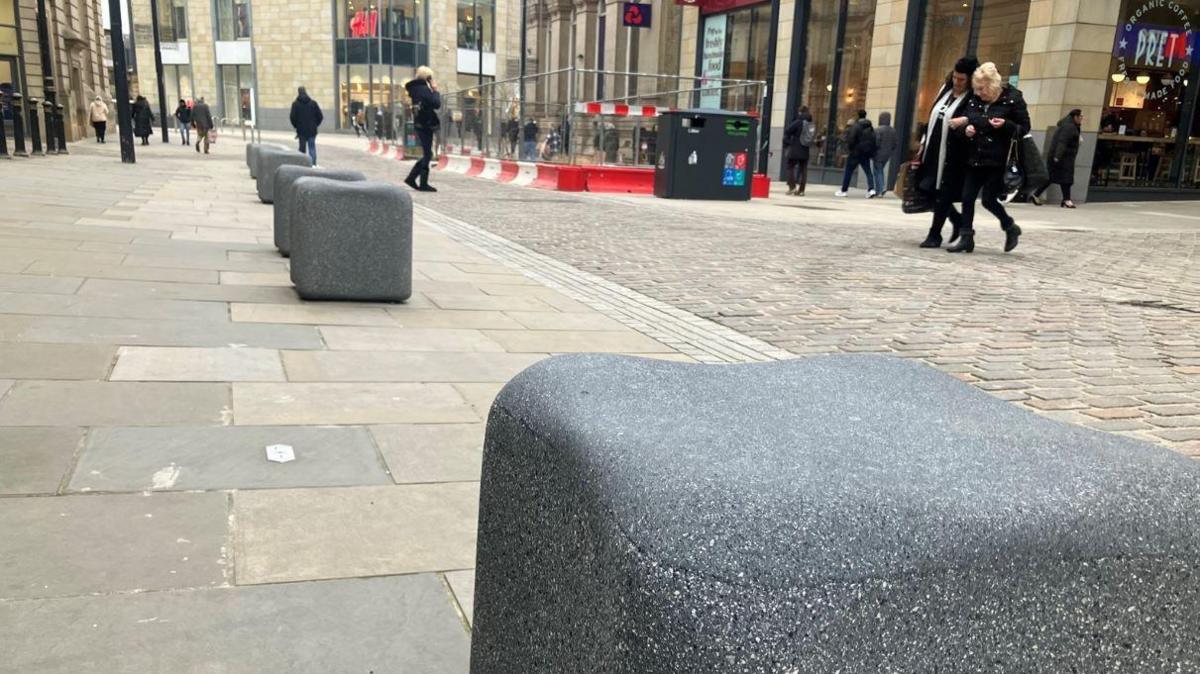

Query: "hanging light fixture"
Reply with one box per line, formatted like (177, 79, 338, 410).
(1111, 72, 1125, 83)
(1136, 73, 1151, 85)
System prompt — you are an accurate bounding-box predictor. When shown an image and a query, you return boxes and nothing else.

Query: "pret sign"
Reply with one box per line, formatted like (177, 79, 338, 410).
(622, 2, 652, 28)
(1113, 0, 1196, 101)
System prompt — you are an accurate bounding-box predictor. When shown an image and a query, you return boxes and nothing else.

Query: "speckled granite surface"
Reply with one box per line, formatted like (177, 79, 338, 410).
(289, 178, 412, 303)
(470, 354, 1200, 673)
(255, 147, 311, 203)
(272, 165, 365, 256)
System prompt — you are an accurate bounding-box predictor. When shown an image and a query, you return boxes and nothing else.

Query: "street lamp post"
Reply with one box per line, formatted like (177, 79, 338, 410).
(518, 0, 526, 126)
(149, 0, 170, 143)
(107, 0, 136, 162)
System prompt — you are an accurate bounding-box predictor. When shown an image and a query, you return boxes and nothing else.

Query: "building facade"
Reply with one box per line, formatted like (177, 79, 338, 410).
(126, 0, 516, 135)
(533, 0, 1200, 202)
(1, 0, 109, 148)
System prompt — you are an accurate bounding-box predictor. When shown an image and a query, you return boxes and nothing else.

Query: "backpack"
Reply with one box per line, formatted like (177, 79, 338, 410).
(857, 123, 877, 156)
(799, 120, 816, 147)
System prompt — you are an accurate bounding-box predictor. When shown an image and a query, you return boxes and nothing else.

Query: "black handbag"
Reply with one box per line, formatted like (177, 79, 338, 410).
(1003, 139, 1024, 193)
(901, 161, 935, 214)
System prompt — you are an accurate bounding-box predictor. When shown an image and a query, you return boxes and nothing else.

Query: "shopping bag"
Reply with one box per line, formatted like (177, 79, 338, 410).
(901, 161, 934, 214)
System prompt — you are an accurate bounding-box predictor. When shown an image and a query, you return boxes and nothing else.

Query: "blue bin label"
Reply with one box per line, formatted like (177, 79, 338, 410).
(722, 168, 746, 186)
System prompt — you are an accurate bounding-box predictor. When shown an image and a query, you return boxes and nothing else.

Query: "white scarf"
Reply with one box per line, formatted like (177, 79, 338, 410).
(921, 86, 967, 190)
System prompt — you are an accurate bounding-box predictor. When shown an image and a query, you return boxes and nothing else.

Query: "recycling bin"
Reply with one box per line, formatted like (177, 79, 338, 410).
(653, 110, 758, 200)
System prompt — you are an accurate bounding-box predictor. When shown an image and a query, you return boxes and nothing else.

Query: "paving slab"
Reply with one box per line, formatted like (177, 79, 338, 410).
(25, 260, 220, 284)
(110, 347, 286, 382)
(78, 278, 301, 304)
(371, 423, 484, 483)
(482, 328, 676, 353)
(0, 491, 228, 600)
(504, 310, 629, 331)
(70, 426, 390, 492)
(445, 569, 476, 625)
(282, 350, 546, 383)
(318, 326, 507, 352)
(0, 272, 84, 294)
(426, 293, 557, 312)
(230, 302, 400, 326)
(0, 343, 116, 380)
(0, 427, 84, 495)
(453, 382, 506, 416)
(0, 575, 470, 674)
(0, 315, 323, 349)
(220, 271, 293, 286)
(0, 381, 230, 427)
(233, 483, 479, 584)
(0, 292, 229, 322)
(385, 307, 526, 330)
(232, 383, 478, 425)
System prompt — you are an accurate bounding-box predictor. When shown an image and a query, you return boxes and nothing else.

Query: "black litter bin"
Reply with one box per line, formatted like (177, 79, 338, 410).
(653, 110, 758, 200)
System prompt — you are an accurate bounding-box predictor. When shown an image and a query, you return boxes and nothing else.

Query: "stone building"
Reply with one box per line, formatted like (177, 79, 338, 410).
(126, 0, 516, 135)
(521, 0, 1200, 203)
(1, 0, 110, 147)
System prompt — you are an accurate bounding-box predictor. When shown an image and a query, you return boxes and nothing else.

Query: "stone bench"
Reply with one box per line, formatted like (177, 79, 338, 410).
(255, 147, 311, 203)
(246, 142, 285, 180)
(272, 165, 366, 257)
(470, 353, 1200, 673)
(289, 178, 412, 302)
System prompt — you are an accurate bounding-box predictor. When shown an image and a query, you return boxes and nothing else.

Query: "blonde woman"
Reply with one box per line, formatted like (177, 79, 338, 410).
(404, 65, 441, 192)
(948, 62, 1029, 254)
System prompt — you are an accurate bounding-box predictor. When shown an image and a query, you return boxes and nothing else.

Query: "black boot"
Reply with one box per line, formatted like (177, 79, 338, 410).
(919, 236, 943, 248)
(417, 170, 437, 192)
(947, 229, 975, 253)
(949, 221, 962, 244)
(1003, 222, 1022, 252)
(404, 172, 420, 191)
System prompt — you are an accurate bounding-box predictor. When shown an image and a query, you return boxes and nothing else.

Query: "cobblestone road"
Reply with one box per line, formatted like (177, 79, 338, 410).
(323, 140, 1200, 455)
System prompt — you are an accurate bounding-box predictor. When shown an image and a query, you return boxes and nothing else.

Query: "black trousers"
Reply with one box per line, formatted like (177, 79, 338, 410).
(786, 158, 808, 192)
(926, 187, 963, 241)
(406, 127, 435, 185)
(92, 121, 106, 142)
(961, 166, 1014, 233)
(1034, 181, 1072, 201)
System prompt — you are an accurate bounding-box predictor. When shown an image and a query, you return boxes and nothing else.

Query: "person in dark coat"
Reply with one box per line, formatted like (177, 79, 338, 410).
(872, 111, 899, 195)
(1031, 109, 1082, 208)
(289, 86, 324, 165)
(404, 65, 442, 192)
(782, 106, 814, 196)
(174, 99, 192, 146)
(133, 96, 154, 145)
(915, 56, 977, 248)
(835, 110, 878, 197)
(191, 96, 213, 154)
(948, 61, 1029, 254)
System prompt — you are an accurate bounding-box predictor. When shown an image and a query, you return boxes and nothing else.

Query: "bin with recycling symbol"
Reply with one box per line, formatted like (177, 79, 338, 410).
(653, 109, 758, 200)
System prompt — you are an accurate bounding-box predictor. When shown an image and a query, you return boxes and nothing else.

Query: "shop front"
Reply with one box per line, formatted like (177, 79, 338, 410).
(334, 0, 429, 136)
(1089, 0, 1199, 200)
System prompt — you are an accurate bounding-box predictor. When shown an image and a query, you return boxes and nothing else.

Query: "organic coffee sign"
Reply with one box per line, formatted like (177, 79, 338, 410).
(1113, 0, 1196, 101)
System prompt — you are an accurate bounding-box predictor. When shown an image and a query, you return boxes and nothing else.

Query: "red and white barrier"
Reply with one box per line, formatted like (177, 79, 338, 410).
(574, 102, 667, 117)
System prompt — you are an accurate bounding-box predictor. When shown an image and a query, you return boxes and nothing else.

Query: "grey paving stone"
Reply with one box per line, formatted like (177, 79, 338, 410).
(24, 259, 220, 284)
(0, 315, 323, 349)
(427, 293, 556, 312)
(0, 427, 84, 495)
(0, 381, 230, 427)
(233, 483, 479, 584)
(481, 329, 675, 354)
(0, 491, 228, 600)
(0, 291, 229, 321)
(0, 343, 116, 380)
(385, 308, 527, 330)
(78, 277, 300, 304)
(371, 423, 484, 483)
(110, 347, 286, 382)
(70, 426, 390, 492)
(446, 569, 476, 625)
(232, 383, 478, 425)
(0, 574, 470, 673)
(282, 350, 546, 383)
(319, 326, 507, 352)
(504, 310, 629, 331)
(0, 272, 84, 294)
(231, 302, 400, 326)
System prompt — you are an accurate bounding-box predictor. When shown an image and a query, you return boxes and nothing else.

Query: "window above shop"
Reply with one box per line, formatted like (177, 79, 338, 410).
(216, 0, 251, 41)
(457, 0, 495, 52)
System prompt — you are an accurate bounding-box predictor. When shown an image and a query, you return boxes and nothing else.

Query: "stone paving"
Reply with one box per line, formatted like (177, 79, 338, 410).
(0, 134, 735, 671)
(321, 136, 1200, 456)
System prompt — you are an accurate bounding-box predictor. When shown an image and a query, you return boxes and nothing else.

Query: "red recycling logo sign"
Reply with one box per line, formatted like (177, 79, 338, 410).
(623, 2, 652, 28)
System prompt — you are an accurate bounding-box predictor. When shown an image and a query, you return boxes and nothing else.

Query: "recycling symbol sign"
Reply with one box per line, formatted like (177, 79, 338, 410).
(622, 2, 652, 28)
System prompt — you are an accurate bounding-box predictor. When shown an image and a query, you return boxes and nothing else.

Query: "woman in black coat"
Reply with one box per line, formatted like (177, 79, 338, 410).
(1031, 109, 1081, 208)
(404, 65, 442, 192)
(133, 96, 154, 145)
(948, 62, 1029, 254)
(915, 57, 977, 248)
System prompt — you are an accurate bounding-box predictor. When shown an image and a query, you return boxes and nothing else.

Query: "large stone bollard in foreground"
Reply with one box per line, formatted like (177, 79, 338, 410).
(255, 147, 311, 203)
(470, 353, 1200, 673)
(272, 165, 366, 257)
(289, 178, 412, 302)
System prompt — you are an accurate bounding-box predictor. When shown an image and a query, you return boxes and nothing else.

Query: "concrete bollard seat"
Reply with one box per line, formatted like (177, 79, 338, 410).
(470, 353, 1200, 673)
(255, 147, 311, 203)
(289, 178, 412, 302)
(272, 165, 365, 257)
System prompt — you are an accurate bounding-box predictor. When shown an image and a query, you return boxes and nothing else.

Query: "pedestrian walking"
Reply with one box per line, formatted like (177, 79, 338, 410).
(948, 61, 1028, 254)
(1031, 109, 1081, 208)
(522, 118, 539, 161)
(289, 86, 324, 166)
(89, 96, 109, 143)
(354, 109, 366, 137)
(914, 56, 977, 248)
(835, 110, 878, 198)
(873, 111, 898, 195)
(403, 65, 442, 193)
(374, 107, 385, 139)
(174, 99, 192, 146)
(133, 96, 154, 146)
(782, 106, 815, 196)
(506, 118, 519, 158)
(191, 96, 214, 154)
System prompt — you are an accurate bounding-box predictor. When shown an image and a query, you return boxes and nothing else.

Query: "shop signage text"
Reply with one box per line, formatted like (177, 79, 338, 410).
(1114, 0, 1194, 101)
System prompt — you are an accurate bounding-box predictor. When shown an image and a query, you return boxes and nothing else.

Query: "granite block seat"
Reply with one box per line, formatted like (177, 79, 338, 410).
(471, 353, 1200, 673)
(255, 147, 311, 203)
(246, 142, 285, 180)
(272, 165, 366, 257)
(289, 178, 412, 302)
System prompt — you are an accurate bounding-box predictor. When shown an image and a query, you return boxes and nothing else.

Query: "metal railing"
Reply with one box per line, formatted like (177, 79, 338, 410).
(435, 68, 766, 167)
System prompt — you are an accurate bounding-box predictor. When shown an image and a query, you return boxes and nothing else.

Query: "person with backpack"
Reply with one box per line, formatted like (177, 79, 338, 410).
(782, 106, 815, 196)
(835, 110, 878, 198)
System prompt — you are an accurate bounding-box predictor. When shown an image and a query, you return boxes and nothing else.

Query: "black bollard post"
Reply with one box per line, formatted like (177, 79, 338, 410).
(11, 91, 28, 157)
(27, 96, 43, 156)
(42, 100, 56, 154)
(0, 94, 8, 158)
(56, 104, 68, 154)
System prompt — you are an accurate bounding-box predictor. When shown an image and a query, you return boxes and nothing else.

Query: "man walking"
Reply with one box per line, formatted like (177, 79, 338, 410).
(290, 86, 324, 166)
(192, 96, 213, 154)
(835, 110, 878, 198)
(873, 111, 898, 195)
(522, 118, 539, 161)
